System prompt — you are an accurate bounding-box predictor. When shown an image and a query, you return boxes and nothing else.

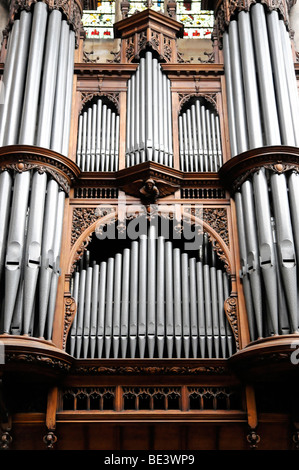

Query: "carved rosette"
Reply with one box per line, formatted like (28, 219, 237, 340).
(7, 0, 83, 47)
(0, 432, 13, 450)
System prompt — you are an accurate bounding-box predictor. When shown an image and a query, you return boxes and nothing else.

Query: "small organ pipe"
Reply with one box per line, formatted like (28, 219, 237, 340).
(152, 58, 159, 162)
(210, 250, 220, 357)
(195, 100, 204, 171)
(97, 261, 107, 358)
(96, 99, 102, 171)
(165, 241, 174, 358)
(203, 236, 213, 357)
(75, 268, 86, 358)
(112, 253, 122, 358)
(163, 73, 169, 165)
(157, 236, 165, 358)
(147, 225, 156, 358)
(129, 241, 138, 357)
(130, 73, 135, 165)
(121, 248, 130, 358)
(89, 263, 99, 358)
(145, 51, 153, 161)
(69, 271, 80, 356)
(181, 252, 190, 358)
(91, 104, 97, 172)
(201, 104, 208, 171)
(196, 256, 206, 357)
(139, 234, 147, 358)
(83, 266, 93, 358)
(86, 107, 92, 171)
(100, 104, 107, 171)
(191, 105, 199, 172)
(173, 247, 182, 358)
(139, 57, 146, 162)
(105, 257, 114, 357)
(105, 107, 112, 171)
(189, 257, 198, 357)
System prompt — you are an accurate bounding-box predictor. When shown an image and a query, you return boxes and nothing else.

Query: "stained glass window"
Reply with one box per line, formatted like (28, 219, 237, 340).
(128, 0, 164, 16)
(82, 1, 115, 39)
(177, 0, 214, 39)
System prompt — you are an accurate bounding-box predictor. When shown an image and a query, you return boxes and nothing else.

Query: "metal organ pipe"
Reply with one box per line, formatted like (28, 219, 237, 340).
(76, 98, 120, 172)
(0, 6, 74, 342)
(125, 51, 173, 167)
(179, 98, 223, 172)
(68, 229, 235, 359)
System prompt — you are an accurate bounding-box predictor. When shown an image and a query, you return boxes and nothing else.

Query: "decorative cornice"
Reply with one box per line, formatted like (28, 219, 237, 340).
(0, 145, 80, 195)
(218, 145, 299, 193)
(71, 363, 228, 375)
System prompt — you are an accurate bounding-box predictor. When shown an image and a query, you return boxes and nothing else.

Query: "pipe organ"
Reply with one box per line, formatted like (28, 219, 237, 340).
(222, 3, 299, 342)
(126, 51, 173, 167)
(76, 98, 120, 171)
(179, 99, 222, 172)
(68, 228, 234, 359)
(1, 0, 299, 451)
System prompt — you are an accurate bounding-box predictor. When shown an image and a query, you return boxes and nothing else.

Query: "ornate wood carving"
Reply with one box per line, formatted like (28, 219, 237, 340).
(5, 353, 72, 371)
(246, 428, 261, 449)
(219, 145, 299, 193)
(224, 295, 240, 350)
(63, 296, 77, 349)
(0, 145, 79, 195)
(178, 92, 218, 113)
(7, 0, 83, 47)
(72, 364, 227, 375)
(0, 432, 13, 450)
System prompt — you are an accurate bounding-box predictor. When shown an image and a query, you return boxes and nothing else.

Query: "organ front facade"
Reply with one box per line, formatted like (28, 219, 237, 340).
(0, 0, 299, 451)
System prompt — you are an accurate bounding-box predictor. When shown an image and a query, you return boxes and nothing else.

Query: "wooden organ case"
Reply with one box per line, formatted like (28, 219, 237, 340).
(0, 0, 299, 451)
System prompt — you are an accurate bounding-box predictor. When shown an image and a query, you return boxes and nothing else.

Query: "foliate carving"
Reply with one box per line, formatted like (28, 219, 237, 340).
(71, 208, 98, 246)
(1, 162, 70, 194)
(73, 365, 227, 375)
(203, 208, 229, 248)
(83, 50, 99, 63)
(106, 50, 121, 64)
(125, 37, 135, 62)
(63, 296, 77, 349)
(224, 295, 240, 350)
(198, 51, 215, 64)
(5, 353, 71, 371)
(80, 92, 120, 114)
(178, 93, 218, 113)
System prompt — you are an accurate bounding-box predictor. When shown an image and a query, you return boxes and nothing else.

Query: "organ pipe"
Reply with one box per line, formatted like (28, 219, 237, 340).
(68, 227, 235, 359)
(125, 51, 173, 167)
(179, 98, 223, 172)
(76, 97, 120, 172)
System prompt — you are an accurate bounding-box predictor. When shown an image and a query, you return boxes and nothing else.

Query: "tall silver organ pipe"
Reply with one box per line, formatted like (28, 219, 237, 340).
(0, 2, 75, 153)
(68, 227, 235, 359)
(223, 3, 299, 151)
(76, 98, 120, 172)
(222, 3, 299, 341)
(126, 51, 173, 167)
(0, 171, 65, 339)
(179, 98, 223, 172)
